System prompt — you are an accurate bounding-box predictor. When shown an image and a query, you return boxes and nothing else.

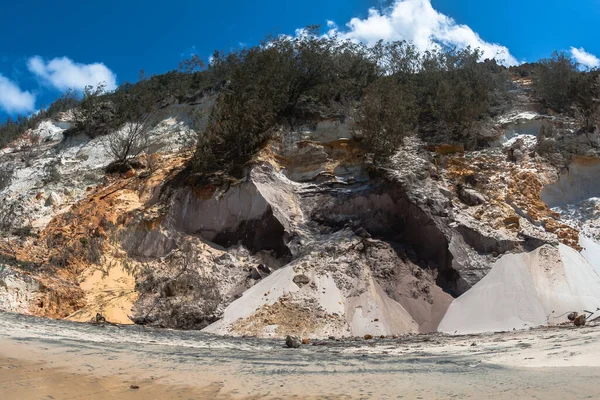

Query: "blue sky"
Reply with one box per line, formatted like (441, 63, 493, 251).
(1, 0, 599, 121)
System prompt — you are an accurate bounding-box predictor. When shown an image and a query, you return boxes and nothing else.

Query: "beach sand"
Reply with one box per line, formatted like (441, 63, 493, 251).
(3, 313, 600, 399)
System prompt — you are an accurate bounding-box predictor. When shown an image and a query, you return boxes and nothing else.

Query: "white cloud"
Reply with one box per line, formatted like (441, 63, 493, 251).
(27, 56, 117, 91)
(570, 47, 600, 69)
(0, 74, 36, 114)
(327, 0, 519, 66)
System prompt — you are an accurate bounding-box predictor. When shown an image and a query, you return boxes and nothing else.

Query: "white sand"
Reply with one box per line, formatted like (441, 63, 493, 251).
(204, 256, 421, 338)
(580, 235, 600, 274)
(439, 244, 600, 334)
(204, 266, 299, 334)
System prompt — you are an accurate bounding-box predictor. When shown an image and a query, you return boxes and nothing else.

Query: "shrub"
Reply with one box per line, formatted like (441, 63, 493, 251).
(536, 121, 562, 157)
(533, 51, 578, 112)
(416, 48, 510, 142)
(571, 69, 600, 132)
(72, 84, 116, 138)
(354, 77, 417, 159)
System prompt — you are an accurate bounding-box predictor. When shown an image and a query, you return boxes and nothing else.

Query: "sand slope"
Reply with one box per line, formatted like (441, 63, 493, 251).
(439, 244, 600, 334)
(203, 233, 430, 338)
(203, 262, 420, 338)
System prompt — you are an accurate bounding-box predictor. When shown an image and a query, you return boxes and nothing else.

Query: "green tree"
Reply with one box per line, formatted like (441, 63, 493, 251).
(190, 26, 378, 174)
(73, 84, 116, 137)
(533, 51, 578, 111)
(415, 47, 509, 145)
(571, 69, 600, 132)
(354, 77, 417, 159)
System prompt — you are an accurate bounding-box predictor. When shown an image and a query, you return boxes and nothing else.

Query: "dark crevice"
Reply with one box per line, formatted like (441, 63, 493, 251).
(456, 225, 519, 255)
(312, 179, 459, 297)
(210, 208, 291, 260)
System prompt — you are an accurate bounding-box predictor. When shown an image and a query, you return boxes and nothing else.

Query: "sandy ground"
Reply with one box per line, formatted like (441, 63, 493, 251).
(67, 259, 137, 325)
(2, 313, 600, 399)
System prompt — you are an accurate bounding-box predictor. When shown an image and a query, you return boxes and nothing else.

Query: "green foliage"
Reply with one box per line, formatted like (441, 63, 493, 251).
(46, 89, 79, 116)
(355, 77, 417, 158)
(16, 27, 594, 176)
(9, 29, 600, 176)
(533, 51, 578, 111)
(103, 79, 165, 167)
(0, 27, 515, 172)
(571, 69, 600, 132)
(533, 52, 600, 132)
(372, 40, 420, 77)
(185, 33, 515, 172)
(509, 62, 537, 78)
(190, 27, 377, 174)
(72, 84, 116, 137)
(415, 48, 510, 142)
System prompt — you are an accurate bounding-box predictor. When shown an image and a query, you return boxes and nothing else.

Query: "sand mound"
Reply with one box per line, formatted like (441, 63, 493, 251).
(438, 244, 600, 334)
(203, 232, 450, 338)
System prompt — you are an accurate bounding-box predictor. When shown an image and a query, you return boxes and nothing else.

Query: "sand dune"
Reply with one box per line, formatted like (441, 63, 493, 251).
(439, 244, 600, 334)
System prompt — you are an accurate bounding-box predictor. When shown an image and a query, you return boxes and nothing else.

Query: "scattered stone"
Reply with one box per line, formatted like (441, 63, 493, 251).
(574, 314, 587, 327)
(302, 338, 310, 345)
(438, 186, 453, 199)
(248, 267, 262, 280)
(130, 385, 140, 390)
(292, 274, 310, 288)
(257, 264, 271, 275)
(45, 191, 62, 207)
(568, 312, 579, 322)
(457, 185, 485, 206)
(364, 334, 373, 340)
(506, 138, 525, 162)
(471, 342, 477, 346)
(285, 335, 301, 348)
(328, 336, 336, 340)
(503, 216, 520, 229)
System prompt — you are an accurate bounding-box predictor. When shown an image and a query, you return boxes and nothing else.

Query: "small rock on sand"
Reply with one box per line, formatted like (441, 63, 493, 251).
(292, 274, 310, 287)
(574, 314, 587, 327)
(568, 312, 579, 322)
(286, 335, 301, 348)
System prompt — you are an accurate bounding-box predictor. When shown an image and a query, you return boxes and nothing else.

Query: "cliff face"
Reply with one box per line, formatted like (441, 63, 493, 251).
(2, 79, 600, 337)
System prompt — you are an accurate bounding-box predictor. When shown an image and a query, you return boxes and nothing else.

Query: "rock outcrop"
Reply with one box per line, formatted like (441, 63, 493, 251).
(2, 78, 600, 338)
